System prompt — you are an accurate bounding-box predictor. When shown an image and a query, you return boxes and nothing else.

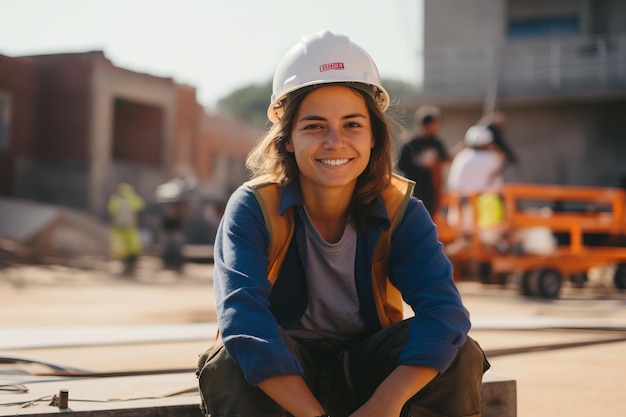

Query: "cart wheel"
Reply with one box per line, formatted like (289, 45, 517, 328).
(614, 264, 626, 290)
(520, 271, 537, 297)
(536, 268, 562, 299)
(478, 262, 492, 284)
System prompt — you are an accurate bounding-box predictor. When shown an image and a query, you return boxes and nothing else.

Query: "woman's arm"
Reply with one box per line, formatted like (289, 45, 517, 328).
(258, 375, 325, 417)
(350, 365, 437, 417)
(214, 186, 304, 385)
(388, 198, 471, 371)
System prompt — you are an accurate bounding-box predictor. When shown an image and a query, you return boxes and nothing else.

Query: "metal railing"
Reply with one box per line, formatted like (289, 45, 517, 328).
(420, 33, 626, 99)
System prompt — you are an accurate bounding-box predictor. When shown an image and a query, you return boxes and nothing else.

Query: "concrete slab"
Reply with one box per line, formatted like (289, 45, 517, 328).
(0, 372, 202, 416)
(0, 323, 217, 350)
(2, 262, 626, 417)
(1, 366, 517, 417)
(0, 374, 517, 417)
(484, 340, 626, 417)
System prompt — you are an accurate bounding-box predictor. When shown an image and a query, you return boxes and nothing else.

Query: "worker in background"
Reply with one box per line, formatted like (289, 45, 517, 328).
(479, 110, 517, 173)
(447, 125, 506, 248)
(108, 182, 146, 275)
(397, 105, 449, 218)
(160, 199, 186, 272)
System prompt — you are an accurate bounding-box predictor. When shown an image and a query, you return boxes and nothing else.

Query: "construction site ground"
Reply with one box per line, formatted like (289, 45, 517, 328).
(1, 257, 625, 417)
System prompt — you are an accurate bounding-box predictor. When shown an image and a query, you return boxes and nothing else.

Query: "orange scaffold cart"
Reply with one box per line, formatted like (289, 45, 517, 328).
(434, 184, 626, 299)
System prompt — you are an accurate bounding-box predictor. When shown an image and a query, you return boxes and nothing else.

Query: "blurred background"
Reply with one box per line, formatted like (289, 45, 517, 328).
(1, 0, 625, 268)
(1, 2, 626, 417)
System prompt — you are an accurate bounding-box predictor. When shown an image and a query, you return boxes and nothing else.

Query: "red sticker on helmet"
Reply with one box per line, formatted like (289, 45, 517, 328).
(319, 62, 345, 72)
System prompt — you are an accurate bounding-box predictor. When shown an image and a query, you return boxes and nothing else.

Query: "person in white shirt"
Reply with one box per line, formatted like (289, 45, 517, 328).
(447, 125, 504, 194)
(446, 125, 505, 245)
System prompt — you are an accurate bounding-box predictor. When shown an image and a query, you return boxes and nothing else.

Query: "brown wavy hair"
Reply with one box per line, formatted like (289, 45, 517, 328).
(246, 87, 393, 231)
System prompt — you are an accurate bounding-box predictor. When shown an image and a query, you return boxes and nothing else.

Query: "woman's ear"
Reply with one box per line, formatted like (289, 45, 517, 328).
(285, 139, 294, 153)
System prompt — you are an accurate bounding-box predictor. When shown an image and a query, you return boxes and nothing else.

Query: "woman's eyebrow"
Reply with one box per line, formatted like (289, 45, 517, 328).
(342, 113, 367, 120)
(298, 115, 326, 122)
(297, 113, 367, 123)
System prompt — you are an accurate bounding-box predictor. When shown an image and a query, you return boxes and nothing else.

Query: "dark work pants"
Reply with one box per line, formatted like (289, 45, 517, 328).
(197, 319, 490, 417)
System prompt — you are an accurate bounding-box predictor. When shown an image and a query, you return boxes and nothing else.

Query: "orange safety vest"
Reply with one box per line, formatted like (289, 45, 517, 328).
(245, 174, 415, 327)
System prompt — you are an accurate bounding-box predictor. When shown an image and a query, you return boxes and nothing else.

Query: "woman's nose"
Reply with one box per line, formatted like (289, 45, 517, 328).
(323, 127, 345, 148)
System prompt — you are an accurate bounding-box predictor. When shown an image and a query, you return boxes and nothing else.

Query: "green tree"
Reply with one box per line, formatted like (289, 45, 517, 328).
(217, 81, 272, 129)
(216, 78, 417, 131)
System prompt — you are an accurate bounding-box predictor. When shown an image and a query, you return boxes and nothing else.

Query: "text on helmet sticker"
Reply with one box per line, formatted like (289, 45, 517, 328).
(319, 62, 345, 72)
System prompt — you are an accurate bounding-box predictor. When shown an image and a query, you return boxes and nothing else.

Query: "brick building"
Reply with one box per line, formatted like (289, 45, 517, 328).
(0, 50, 260, 217)
(0, 54, 38, 197)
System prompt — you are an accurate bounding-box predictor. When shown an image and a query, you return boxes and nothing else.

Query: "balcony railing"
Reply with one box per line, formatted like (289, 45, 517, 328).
(420, 33, 626, 100)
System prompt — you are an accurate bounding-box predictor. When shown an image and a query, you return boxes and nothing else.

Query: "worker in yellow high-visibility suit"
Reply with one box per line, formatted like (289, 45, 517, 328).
(108, 183, 146, 274)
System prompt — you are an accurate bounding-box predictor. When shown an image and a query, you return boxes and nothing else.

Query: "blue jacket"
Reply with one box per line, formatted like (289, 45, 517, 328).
(213, 180, 470, 386)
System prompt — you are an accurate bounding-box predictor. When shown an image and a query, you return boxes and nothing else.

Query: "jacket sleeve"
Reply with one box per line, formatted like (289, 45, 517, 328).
(387, 198, 470, 373)
(213, 185, 304, 385)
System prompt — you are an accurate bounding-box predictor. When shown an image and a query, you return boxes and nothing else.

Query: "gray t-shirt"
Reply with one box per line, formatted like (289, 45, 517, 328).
(286, 208, 365, 341)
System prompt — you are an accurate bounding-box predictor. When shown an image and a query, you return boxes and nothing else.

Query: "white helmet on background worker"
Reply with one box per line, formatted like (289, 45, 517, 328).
(415, 105, 441, 126)
(464, 125, 493, 147)
(267, 30, 390, 123)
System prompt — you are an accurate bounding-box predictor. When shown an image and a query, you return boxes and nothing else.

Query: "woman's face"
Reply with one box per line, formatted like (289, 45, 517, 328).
(285, 85, 374, 193)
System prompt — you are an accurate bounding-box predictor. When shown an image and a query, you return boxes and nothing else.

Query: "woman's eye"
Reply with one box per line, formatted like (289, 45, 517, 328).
(346, 121, 362, 128)
(303, 123, 323, 130)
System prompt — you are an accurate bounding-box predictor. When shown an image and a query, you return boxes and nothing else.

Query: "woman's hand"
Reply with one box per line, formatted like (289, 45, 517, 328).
(349, 365, 438, 417)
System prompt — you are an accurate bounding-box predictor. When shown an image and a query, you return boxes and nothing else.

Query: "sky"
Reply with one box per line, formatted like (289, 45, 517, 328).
(0, 0, 423, 109)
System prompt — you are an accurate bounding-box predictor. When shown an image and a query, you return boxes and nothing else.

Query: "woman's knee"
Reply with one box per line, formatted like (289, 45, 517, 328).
(198, 344, 285, 416)
(401, 338, 489, 416)
(454, 337, 490, 378)
(198, 345, 248, 413)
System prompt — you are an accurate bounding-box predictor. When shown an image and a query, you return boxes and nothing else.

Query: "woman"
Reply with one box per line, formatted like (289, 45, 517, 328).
(198, 30, 489, 417)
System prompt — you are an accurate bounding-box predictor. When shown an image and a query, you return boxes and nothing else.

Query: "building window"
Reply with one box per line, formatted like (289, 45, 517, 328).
(0, 92, 11, 151)
(508, 15, 580, 38)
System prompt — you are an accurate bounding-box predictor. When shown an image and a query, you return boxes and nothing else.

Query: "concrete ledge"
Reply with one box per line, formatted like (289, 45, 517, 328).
(20, 404, 204, 417)
(0, 394, 204, 417)
(481, 373, 517, 417)
(4, 373, 516, 417)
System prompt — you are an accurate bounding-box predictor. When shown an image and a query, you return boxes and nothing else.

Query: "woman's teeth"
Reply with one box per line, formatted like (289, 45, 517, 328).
(320, 158, 349, 166)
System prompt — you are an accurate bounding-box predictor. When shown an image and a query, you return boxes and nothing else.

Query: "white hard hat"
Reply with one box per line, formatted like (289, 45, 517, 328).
(464, 125, 493, 147)
(267, 30, 390, 123)
(415, 105, 441, 124)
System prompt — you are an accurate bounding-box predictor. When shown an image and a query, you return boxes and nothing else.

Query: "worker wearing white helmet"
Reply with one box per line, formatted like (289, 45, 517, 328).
(464, 125, 495, 147)
(447, 125, 504, 194)
(198, 30, 488, 417)
(447, 125, 506, 244)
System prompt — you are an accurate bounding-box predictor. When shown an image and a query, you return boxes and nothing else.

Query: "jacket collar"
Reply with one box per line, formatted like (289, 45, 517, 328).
(278, 180, 303, 216)
(278, 180, 391, 230)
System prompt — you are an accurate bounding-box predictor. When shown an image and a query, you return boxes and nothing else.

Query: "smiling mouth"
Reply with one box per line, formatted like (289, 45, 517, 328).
(318, 158, 351, 166)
